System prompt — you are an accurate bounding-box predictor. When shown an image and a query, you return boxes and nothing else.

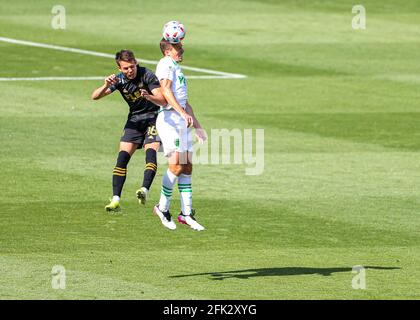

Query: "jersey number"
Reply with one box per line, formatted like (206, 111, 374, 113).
(147, 125, 158, 136)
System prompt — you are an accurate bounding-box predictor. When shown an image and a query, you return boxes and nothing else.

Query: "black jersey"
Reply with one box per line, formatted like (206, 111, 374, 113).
(109, 65, 161, 115)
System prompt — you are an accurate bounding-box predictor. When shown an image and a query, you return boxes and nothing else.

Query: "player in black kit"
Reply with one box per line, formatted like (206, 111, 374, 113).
(91, 50, 167, 211)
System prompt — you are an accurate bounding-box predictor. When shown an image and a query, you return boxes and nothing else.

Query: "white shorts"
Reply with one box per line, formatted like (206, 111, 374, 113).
(156, 109, 194, 157)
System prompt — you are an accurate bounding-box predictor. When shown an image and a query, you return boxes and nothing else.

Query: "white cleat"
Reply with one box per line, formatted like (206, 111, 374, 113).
(178, 212, 205, 231)
(153, 205, 176, 230)
(136, 187, 148, 205)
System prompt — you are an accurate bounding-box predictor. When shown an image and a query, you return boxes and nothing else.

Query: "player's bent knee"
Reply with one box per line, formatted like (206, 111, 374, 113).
(169, 164, 183, 176)
(119, 142, 138, 155)
(183, 164, 193, 175)
(144, 142, 160, 151)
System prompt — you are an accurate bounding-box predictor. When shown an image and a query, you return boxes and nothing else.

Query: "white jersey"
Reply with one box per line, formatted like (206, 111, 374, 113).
(155, 56, 188, 110)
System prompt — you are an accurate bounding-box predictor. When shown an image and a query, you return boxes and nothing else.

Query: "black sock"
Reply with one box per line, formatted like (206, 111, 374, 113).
(142, 148, 157, 190)
(112, 151, 131, 197)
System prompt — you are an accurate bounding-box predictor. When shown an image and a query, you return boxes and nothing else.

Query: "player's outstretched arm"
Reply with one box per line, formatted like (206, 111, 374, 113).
(91, 74, 119, 100)
(160, 79, 194, 127)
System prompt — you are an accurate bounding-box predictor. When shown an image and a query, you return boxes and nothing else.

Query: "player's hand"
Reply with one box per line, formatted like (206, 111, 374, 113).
(181, 112, 194, 128)
(105, 74, 119, 88)
(195, 128, 207, 144)
(139, 89, 150, 100)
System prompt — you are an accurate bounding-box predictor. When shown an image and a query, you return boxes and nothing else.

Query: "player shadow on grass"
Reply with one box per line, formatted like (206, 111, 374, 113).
(170, 266, 400, 280)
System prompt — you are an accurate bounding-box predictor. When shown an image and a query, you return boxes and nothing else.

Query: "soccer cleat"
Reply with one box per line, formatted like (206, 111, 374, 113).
(136, 187, 149, 205)
(178, 210, 205, 231)
(153, 205, 176, 230)
(105, 199, 120, 212)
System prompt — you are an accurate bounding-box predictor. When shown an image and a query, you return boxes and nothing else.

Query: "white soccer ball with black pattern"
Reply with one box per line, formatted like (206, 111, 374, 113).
(162, 21, 185, 44)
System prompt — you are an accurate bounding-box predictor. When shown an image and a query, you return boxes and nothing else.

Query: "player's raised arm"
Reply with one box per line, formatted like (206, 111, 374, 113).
(91, 74, 119, 100)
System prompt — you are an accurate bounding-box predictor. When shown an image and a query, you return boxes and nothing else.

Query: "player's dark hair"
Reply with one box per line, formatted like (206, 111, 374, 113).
(115, 50, 136, 66)
(159, 39, 172, 56)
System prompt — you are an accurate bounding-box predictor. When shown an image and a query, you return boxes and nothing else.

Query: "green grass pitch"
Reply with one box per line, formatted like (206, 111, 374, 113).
(1, 0, 420, 299)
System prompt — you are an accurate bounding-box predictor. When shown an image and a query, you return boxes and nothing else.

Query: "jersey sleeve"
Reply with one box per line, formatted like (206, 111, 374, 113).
(144, 69, 161, 92)
(155, 58, 175, 83)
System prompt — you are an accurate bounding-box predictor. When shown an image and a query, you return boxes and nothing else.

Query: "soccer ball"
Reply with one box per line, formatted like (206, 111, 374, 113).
(162, 21, 185, 44)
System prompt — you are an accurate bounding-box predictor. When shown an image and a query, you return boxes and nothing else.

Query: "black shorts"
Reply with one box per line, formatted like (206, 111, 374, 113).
(120, 112, 161, 149)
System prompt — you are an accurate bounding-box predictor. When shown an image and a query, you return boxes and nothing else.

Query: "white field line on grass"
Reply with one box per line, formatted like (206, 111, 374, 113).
(0, 77, 104, 81)
(0, 36, 247, 80)
(0, 75, 236, 81)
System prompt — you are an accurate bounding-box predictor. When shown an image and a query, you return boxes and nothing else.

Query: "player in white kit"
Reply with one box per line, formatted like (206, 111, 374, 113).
(153, 39, 207, 231)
